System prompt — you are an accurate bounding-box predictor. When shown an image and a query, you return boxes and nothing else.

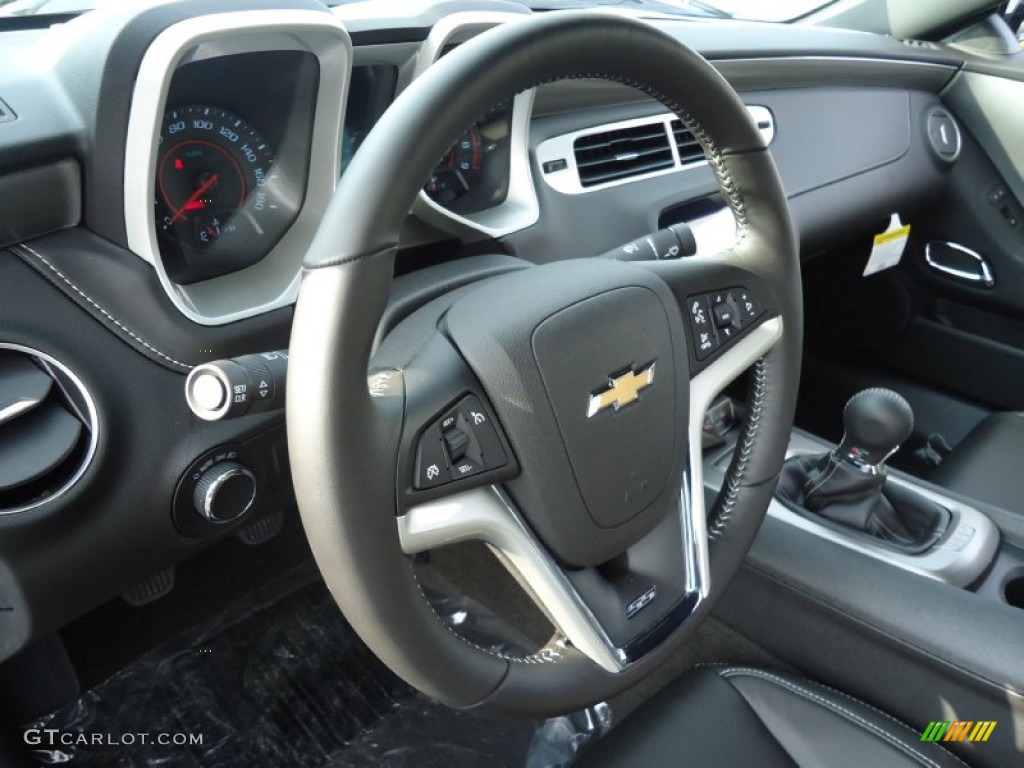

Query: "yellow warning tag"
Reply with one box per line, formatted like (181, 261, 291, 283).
(864, 214, 910, 276)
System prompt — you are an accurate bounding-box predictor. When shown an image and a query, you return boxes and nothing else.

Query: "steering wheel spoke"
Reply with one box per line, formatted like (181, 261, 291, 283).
(398, 484, 701, 674)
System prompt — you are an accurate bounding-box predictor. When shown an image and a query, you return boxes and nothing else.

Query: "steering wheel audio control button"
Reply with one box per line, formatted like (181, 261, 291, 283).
(414, 425, 450, 490)
(687, 287, 768, 361)
(737, 290, 760, 322)
(712, 301, 734, 329)
(459, 395, 507, 470)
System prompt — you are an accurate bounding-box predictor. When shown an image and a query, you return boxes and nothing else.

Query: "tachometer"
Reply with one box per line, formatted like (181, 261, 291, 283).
(422, 102, 513, 216)
(154, 105, 293, 283)
(424, 126, 483, 205)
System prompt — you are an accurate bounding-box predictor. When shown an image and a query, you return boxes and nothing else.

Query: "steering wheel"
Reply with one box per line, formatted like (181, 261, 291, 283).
(287, 11, 801, 716)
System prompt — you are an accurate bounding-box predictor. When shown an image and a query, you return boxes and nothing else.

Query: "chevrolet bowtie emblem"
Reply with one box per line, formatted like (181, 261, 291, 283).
(587, 363, 656, 417)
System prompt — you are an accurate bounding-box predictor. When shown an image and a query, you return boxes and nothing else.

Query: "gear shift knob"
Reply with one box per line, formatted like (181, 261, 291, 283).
(834, 388, 914, 471)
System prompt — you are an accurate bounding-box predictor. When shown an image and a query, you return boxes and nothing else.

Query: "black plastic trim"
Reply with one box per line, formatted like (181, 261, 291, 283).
(621, 590, 699, 663)
(0, 160, 80, 250)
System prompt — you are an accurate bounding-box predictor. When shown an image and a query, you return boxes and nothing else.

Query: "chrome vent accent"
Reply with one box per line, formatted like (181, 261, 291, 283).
(538, 106, 774, 195)
(0, 345, 97, 514)
(573, 122, 674, 187)
(670, 120, 706, 165)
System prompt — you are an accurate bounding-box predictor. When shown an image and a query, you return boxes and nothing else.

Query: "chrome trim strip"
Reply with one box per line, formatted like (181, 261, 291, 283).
(398, 485, 626, 672)
(687, 317, 784, 597)
(123, 10, 351, 326)
(0, 398, 42, 427)
(0, 343, 99, 517)
(535, 106, 774, 196)
(925, 241, 995, 288)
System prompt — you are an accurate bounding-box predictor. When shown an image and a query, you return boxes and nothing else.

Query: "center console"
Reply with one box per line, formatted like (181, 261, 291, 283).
(705, 389, 998, 588)
(704, 390, 1024, 768)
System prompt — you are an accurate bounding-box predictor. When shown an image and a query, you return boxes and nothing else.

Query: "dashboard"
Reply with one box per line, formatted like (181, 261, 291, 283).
(0, 0, 982, 662)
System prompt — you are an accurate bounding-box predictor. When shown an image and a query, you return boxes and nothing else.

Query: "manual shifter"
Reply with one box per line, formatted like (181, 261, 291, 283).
(776, 389, 950, 550)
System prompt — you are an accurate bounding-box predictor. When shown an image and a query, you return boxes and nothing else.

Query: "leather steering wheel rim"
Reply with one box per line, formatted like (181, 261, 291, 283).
(288, 11, 802, 716)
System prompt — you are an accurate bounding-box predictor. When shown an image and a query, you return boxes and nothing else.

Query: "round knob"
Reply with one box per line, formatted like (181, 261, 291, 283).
(835, 388, 914, 470)
(192, 461, 256, 523)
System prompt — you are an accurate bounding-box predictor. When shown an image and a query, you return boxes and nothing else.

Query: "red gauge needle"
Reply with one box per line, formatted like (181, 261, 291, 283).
(169, 173, 219, 224)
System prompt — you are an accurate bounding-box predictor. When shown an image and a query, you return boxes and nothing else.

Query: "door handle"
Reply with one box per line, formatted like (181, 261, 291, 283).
(924, 241, 995, 288)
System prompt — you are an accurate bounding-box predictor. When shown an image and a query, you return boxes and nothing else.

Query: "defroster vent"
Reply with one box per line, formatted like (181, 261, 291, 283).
(573, 122, 674, 187)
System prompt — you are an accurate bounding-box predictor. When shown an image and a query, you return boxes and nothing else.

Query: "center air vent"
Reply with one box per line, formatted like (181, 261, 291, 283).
(670, 120, 706, 165)
(538, 106, 774, 195)
(573, 123, 674, 187)
(0, 345, 97, 514)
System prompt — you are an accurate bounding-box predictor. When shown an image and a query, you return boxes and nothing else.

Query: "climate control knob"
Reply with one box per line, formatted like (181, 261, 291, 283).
(192, 461, 257, 524)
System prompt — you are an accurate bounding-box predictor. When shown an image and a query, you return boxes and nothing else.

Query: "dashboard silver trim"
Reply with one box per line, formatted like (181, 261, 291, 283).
(0, 343, 99, 517)
(535, 105, 775, 196)
(688, 317, 784, 589)
(123, 10, 352, 326)
(399, 485, 627, 672)
(407, 12, 541, 241)
(410, 11, 530, 77)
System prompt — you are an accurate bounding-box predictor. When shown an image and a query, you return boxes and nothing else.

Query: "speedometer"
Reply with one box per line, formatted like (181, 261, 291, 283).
(154, 105, 295, 283)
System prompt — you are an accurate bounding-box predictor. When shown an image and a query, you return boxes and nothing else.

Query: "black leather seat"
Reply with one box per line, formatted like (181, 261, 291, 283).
(933, 412, 1024, 514)
(576, 666, 966, 767)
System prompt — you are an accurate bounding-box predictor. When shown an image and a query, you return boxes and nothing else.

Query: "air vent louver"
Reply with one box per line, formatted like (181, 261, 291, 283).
(670, 120, 707, 165)
(0, 346, 96, 513)
(573, 123, 674, 187)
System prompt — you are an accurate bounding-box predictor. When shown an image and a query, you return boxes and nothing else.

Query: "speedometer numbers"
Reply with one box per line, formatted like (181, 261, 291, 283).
(155, 106, 296, 284)
(425, 126, 483, 205)
(423, 103, 512, 215)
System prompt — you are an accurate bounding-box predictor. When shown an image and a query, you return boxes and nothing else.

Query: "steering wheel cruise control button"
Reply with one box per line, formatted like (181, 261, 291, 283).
(458, 395, 507, 471)
(452, 458, 482, 479)
(442, 427, 470, 462)
(414, 424, 450, 490)
(412, 395, 509, 492)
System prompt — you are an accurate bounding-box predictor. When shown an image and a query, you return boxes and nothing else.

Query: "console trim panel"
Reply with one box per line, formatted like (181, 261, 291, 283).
(704, 428, 999, 587)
